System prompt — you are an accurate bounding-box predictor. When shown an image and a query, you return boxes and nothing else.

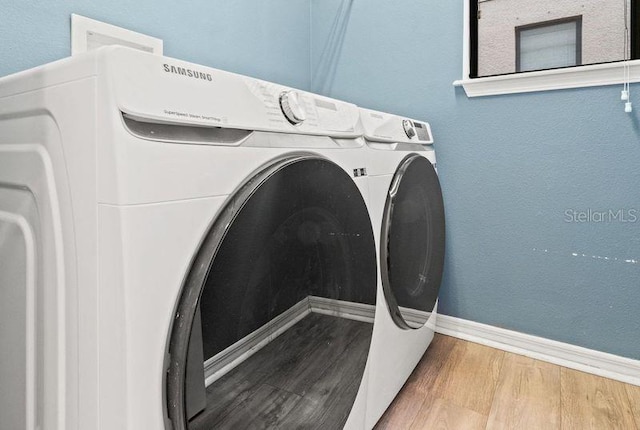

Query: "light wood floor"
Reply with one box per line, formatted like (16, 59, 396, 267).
(375, 334, 640, 430)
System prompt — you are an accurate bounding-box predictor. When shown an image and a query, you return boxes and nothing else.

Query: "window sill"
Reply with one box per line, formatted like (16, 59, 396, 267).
(453, 60, 640, 98)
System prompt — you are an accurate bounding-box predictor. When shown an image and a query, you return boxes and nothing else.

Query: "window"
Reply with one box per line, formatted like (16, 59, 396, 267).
(473, 0, 636, 78)
(516, 17, 582, 73)
(457, 0, 640, 97)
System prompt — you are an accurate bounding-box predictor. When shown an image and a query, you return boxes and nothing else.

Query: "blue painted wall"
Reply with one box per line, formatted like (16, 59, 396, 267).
(311, 0, 640, 359)
(0, 1, 311, 89)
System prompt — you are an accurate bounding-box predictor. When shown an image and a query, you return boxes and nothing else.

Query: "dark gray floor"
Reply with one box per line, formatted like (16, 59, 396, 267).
(189, 312, 373, 430)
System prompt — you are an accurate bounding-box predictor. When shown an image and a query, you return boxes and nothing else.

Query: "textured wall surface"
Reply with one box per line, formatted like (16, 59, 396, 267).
(478, 0, 628, 76)
(0, 0, 311, 89)
(311, 0, 640, 360)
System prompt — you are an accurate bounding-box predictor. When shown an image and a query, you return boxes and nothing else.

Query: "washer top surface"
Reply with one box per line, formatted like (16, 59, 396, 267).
(0, 46, 363, 141)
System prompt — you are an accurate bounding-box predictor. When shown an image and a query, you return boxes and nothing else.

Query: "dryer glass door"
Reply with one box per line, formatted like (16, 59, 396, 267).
(166, 155, 377, 430)
(381, 154, 445, 329)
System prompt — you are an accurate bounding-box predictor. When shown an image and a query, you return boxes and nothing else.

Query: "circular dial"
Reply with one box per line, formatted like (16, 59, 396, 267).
(402, 119, 416, 139)
(279, 91, 307, 124)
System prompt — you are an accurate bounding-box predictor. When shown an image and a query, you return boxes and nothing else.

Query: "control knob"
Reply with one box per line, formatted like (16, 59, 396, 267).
(402, 119, 416, 139)
(279, 91, 306, 124)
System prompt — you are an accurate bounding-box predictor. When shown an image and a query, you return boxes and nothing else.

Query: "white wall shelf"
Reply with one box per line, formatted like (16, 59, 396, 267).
(454, 60, 640, 97)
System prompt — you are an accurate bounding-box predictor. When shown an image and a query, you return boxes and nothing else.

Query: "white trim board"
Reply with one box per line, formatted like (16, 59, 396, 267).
(436, 314, 640, 387)
(204, 298, 310, 386)
(203, 297, 376, 386)
(454, 60, 640, 97)
(309, 296, 375, 323)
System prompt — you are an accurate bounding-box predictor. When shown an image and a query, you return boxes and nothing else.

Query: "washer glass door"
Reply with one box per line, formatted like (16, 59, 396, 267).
(381, 154, 445, 329)
(166, 155, 377, 430)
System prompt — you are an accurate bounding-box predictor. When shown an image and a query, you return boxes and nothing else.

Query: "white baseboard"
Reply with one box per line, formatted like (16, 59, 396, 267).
(308, 296, 376, 323)
(203, 296, 375, 386)
(435, 314, 640, 387)
(204, 298, 311, 386)
(398, 306, 432, 327)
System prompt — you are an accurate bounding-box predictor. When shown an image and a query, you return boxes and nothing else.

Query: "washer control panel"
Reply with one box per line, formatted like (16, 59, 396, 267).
(106, 46, 362, 139)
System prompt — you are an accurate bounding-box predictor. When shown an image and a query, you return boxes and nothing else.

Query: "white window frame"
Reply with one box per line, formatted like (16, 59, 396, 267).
(454, 1, 640, 97)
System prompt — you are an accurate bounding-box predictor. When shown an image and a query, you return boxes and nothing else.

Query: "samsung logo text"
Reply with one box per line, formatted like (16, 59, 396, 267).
(163, 64, 212, 81)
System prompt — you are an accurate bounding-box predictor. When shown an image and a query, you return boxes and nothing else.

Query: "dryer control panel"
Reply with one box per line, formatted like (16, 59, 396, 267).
(359, 107, 434, 145)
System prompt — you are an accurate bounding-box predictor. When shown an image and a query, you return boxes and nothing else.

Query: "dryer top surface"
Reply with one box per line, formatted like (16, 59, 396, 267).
(359, 107, 434, 146)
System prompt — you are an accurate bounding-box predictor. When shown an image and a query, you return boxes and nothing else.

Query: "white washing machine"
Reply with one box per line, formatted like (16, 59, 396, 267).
(0, 46, 381, 430)
(359, 108, 446, 427)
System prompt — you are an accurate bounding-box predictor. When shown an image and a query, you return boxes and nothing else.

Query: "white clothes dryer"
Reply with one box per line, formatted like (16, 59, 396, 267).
(0, 46, 379, 430)
(358, 108, 446, 427)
